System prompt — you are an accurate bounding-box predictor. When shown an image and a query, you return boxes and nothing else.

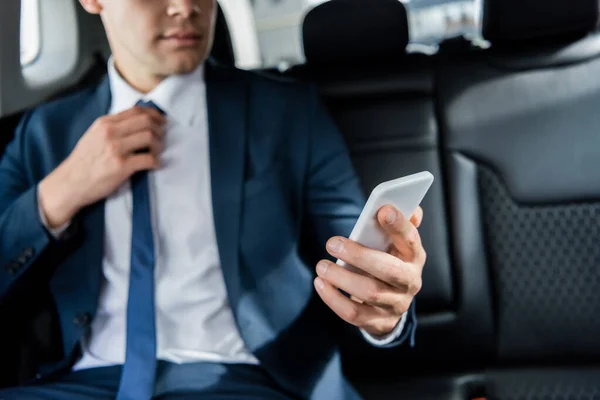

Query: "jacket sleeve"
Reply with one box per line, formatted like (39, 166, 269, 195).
(0, 112, 54, 302)
(303, 84, 417, 348)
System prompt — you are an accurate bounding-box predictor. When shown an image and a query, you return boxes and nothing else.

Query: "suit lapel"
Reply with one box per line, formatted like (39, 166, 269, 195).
(49, 78, 110, 310)
(81, 79, 111, 296)
(205, 62, 248, 305)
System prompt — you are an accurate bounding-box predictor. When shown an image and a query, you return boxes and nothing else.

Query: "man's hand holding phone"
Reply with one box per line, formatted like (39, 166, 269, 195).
(314, 205, 425, 338)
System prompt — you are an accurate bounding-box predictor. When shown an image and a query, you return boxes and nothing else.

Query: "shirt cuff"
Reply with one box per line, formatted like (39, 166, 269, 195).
(360, 311, 408, 347)
(38, 188, 71, 239)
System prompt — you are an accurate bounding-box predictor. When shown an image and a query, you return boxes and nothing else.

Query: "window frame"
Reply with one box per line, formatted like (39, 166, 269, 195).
(20, 0, 41, 67)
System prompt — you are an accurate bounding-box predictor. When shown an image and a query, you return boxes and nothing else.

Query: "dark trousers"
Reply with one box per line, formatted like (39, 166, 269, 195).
(0, 361, 296, 399)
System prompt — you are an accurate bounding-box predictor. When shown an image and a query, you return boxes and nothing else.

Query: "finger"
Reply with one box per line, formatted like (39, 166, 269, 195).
(377, 205, 425, 264)
(124, 153, 160, 175)
(314, 277, 377, 326)
(316, 260, 400, 308)
(410, 206, 423, 228)
(118, 130, 164, 156)
(111, 112, 166, 139)
(377, 205, 417, 259)
(326, 236, 421, 292)
(314, 277, 400, 335)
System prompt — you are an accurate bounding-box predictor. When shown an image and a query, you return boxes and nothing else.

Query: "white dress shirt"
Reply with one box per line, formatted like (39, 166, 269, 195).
(43, 59, 405, 371)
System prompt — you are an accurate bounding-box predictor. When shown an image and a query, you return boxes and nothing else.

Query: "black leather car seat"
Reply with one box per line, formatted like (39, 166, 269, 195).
(301, 1, 493, 398)
(437, 0, 600, 397)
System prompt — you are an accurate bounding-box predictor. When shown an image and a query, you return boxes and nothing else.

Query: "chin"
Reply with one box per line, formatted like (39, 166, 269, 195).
(167, 53, 207, 75)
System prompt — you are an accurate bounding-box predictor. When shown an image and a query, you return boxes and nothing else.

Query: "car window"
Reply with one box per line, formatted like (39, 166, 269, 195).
(247, 0, 480, 69)
(20, 0, 481, 72)
(405, 0, 481, 52)
(20, 0, 41, 67)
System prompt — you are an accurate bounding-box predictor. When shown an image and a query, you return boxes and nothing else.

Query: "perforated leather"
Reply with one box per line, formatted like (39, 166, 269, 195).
(487, 369, 600, 400)
(479, 166, 600, 360)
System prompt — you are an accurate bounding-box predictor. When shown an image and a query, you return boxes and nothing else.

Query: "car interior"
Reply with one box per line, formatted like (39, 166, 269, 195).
(2, 0, 600, 399)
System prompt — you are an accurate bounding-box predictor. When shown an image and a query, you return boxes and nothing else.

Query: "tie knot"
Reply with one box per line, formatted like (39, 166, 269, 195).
(136, 100, 165, 115)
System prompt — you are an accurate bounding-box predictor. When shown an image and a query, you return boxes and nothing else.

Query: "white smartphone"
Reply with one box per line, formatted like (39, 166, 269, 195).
(336, 171, 434, 268)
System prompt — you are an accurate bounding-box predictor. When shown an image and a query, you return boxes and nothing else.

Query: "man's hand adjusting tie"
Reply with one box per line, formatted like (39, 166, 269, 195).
(38, 103, 166, 230)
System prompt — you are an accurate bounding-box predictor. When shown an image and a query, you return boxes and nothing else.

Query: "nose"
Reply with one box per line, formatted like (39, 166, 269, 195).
(167, 0, 201, 18)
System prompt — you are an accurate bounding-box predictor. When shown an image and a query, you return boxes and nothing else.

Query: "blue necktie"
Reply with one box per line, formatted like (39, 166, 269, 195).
(116, 100, 162, 400)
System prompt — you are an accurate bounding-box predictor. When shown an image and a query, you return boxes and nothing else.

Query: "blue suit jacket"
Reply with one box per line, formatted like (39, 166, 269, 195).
(0, 63, 416, 399)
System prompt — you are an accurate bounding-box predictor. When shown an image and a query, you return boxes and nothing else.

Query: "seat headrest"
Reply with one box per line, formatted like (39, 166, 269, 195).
(302, 0, 409, 66)
(482, 0, 599, 45)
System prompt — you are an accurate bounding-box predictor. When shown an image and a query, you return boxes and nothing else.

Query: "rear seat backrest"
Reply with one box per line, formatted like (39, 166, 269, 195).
(437, 0, 600, 383)
(301, 0, 494, 383)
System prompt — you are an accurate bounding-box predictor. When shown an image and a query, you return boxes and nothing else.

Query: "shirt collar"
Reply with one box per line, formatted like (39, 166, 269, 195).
(107, 57, 206, 127)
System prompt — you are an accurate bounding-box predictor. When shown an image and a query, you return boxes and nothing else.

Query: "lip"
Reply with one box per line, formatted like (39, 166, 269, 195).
(160, 32, 203, 46)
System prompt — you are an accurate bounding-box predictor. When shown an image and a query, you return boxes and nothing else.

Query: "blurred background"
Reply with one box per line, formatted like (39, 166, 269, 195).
(20, 0, 482, 71)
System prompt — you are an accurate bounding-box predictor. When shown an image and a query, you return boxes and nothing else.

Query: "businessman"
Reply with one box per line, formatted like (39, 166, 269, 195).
(0, 0, 426, 399)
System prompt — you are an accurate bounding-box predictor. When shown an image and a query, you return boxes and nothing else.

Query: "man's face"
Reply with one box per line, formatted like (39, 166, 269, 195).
(88, 0, 217, 77)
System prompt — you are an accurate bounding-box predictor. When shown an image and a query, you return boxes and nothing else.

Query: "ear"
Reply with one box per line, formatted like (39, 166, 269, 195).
(78, 0, 103, 14)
